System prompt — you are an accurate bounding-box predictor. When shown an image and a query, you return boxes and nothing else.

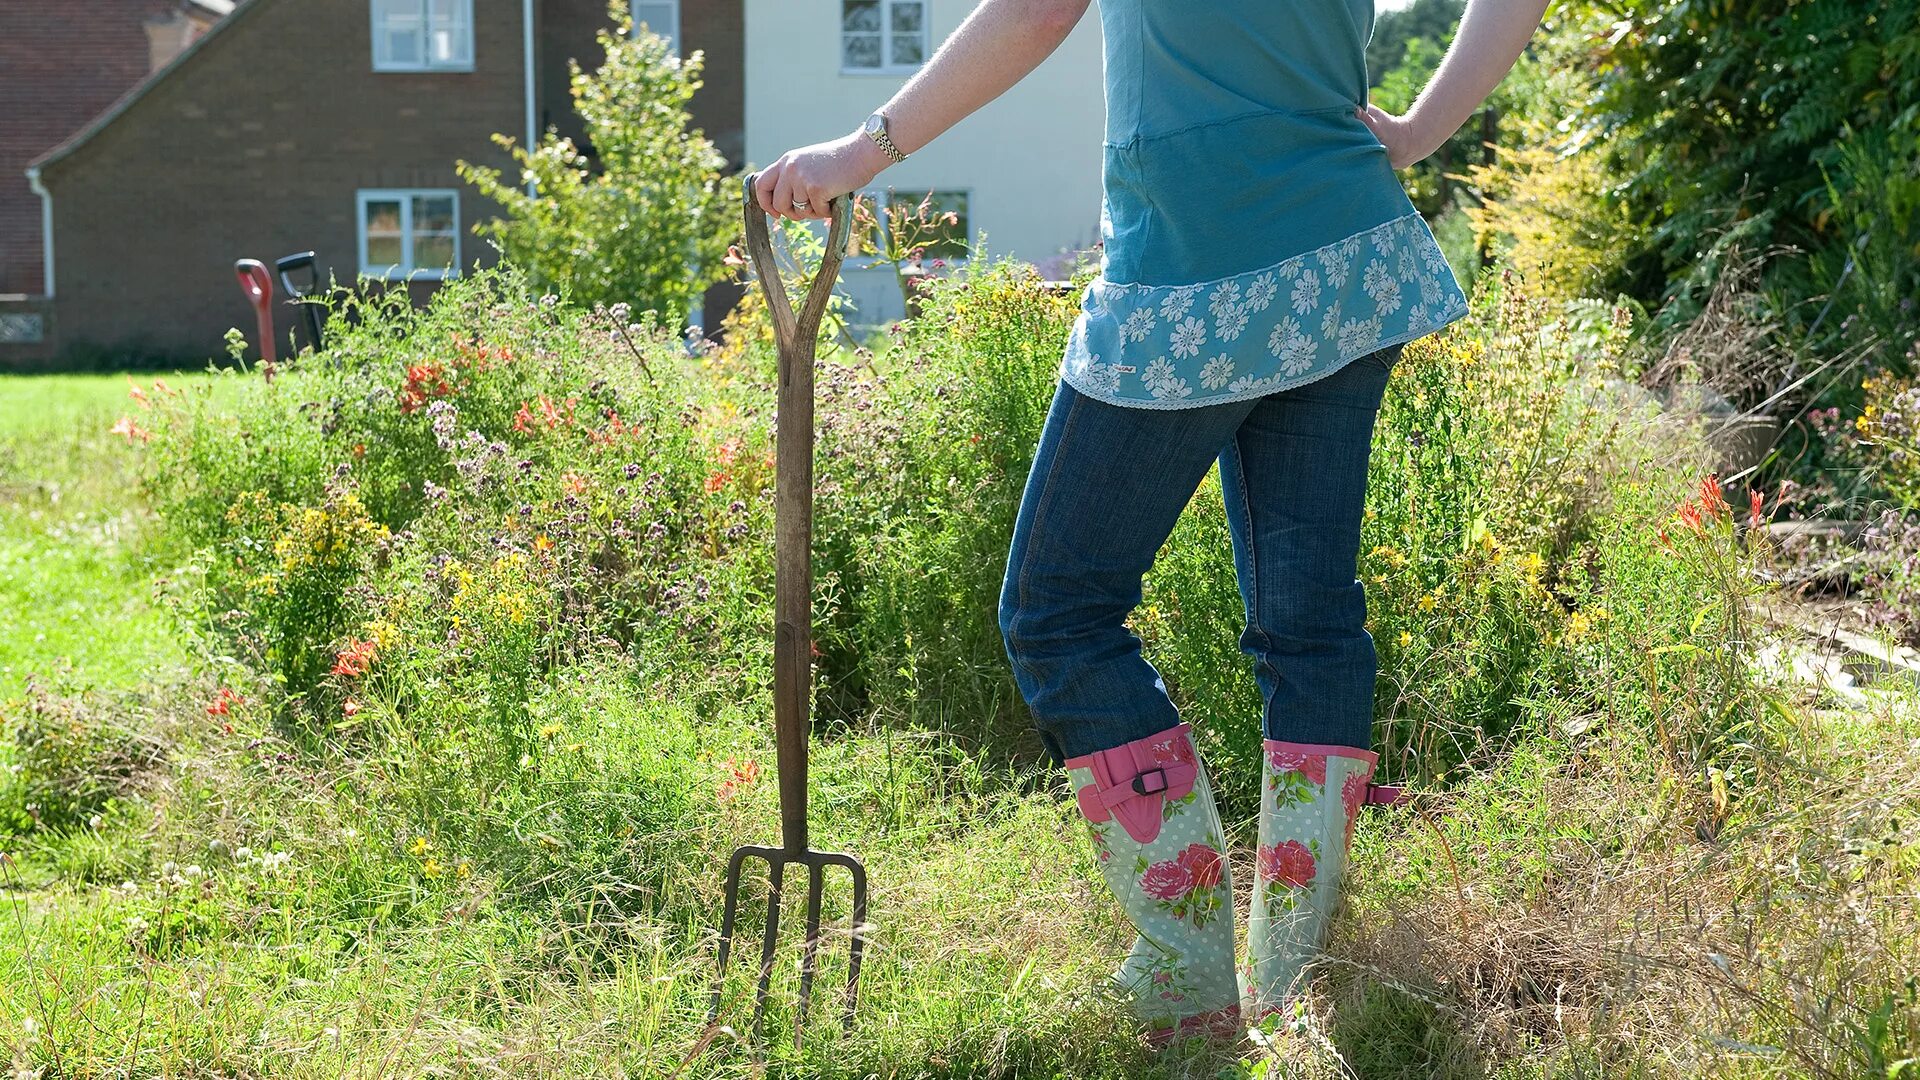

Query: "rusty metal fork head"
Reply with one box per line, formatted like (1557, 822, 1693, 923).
(709, 843, 868, 1046)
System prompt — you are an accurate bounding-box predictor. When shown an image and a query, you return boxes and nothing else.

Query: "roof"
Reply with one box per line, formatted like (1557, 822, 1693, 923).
(29, 0, 258, 173)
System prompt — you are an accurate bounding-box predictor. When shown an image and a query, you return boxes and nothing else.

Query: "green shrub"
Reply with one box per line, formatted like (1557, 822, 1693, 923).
(457, 1, 733, 323)
(1, 686, 159, 833)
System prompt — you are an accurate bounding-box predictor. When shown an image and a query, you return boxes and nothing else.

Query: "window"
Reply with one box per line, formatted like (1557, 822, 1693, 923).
(631, 0, 679, 56)
(358, 190, 460, 279)
(371, 0, 473, 72)
(842, 0, 927, 74)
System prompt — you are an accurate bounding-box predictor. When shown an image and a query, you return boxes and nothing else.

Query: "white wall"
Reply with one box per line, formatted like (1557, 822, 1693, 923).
(743, 0, 1105, 329)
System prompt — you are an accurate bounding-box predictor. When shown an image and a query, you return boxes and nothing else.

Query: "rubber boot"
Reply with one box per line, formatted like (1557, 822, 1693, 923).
(1065, 722, 1242, 1046)
(1243, 740, 1400, 1020)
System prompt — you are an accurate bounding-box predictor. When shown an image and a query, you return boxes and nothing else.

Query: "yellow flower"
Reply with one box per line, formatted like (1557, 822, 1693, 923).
(538, 722, 563, 740)
(423, 857, 443, 879)
(409, 836, 431, 857)
(1418, 593, 1438, 612)
(1567, 611, 1592, 640)
(456, 860, 471, 880)
(1398, 631, 1412, 647)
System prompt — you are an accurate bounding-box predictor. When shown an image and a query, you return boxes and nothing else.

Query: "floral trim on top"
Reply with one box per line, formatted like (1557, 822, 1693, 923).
(1060, 212, 1470, 409)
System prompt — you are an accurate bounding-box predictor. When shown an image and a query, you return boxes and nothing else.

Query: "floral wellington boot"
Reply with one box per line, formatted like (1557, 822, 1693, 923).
(1244, 740, 1401, 1019)
(1065, 722, 1241, 1045)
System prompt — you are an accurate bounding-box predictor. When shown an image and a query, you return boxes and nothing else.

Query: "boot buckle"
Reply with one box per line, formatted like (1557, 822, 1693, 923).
(1131, 768, 1169, 797)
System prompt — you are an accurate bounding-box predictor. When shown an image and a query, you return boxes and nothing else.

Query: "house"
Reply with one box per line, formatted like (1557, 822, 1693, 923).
(3, 0, 744, 369)
(742, 0, 1105, 330)
(0, 0, 232, 348)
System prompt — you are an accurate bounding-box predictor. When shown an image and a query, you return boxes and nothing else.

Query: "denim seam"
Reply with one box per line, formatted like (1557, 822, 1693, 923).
(1010, 387, 1088, 696)
(1227, 432, 1282, 739)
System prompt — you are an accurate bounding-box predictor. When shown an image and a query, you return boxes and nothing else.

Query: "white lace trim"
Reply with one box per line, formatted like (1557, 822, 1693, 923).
(1059, 211, 1469, 409)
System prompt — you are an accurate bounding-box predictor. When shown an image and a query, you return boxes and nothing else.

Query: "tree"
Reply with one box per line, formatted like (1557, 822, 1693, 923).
(458, 1, 732, 326)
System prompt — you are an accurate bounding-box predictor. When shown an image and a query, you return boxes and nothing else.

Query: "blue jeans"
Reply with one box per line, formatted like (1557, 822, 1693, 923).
(997, 343, 1405, 765)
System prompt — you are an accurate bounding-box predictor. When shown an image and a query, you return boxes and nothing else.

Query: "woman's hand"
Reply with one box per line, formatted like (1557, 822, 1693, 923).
(753, 133, 892, 222)
(1355, 104, 1447, 171)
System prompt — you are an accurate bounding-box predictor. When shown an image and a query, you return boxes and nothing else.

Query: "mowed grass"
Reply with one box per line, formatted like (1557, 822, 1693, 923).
(0, 374, 224, 699)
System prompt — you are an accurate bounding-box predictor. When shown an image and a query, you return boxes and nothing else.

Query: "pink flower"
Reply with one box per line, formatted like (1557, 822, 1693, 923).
(1174, 843, 1224, 892)
(1267, 745, 1327, 785)
(1341, 772, 1368, 821)
(1146, 732, 1193, 767)
(1258, 840, 1317, 888)
(1139, 859, 1194, 901)
(1152, 971, 1172, 985)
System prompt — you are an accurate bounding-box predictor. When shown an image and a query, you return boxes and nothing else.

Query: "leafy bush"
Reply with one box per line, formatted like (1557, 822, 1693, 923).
(1553, 0, 1920, 352)
(458, 1, 732, 323)
(1, 686, 159, 833)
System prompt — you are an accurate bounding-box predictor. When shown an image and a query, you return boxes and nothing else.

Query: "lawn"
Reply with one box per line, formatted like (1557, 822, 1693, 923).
(1, 265, 1915, 1079)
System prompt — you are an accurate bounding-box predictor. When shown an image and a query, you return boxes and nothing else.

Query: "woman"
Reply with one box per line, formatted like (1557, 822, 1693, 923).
(754, 0, 1550, 1045)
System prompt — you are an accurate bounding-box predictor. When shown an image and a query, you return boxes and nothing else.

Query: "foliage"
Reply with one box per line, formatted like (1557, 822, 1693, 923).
(0, 685, 157, 834)
(1459, 142, 1647, 304)
(457, 1, 732, 324)
(1563, 0, 1920, 353)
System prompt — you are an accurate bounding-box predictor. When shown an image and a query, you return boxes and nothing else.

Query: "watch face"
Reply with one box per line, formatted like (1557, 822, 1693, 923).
(865, 113, 884, 135)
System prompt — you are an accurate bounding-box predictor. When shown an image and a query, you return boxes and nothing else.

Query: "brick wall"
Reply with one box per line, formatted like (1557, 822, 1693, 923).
(36, 0, 526, 364)
(0, 0, 197, 297)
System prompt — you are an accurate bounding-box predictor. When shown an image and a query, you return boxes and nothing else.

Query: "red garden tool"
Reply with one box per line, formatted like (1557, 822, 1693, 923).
(707, 172, 868, 1046)
(234, 259, 276, 371)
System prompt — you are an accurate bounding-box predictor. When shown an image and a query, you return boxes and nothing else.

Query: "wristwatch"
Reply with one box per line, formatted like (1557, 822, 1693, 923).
(862, 110, 908, 164)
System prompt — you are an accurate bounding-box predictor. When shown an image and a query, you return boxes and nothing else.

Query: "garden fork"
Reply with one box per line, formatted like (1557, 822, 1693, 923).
(707, 173, 868, 1048)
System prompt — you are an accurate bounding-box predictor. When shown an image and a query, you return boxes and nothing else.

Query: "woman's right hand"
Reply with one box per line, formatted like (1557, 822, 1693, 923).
(753, 132, 894, 223)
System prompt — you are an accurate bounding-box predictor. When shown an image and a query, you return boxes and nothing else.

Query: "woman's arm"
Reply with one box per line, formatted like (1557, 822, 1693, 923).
(1356, 0, 1552, 171)
(754, 0, 1092, 221)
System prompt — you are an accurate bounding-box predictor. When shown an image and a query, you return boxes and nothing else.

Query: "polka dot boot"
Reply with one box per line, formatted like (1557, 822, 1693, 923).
(1243, 740, 1401, 1019)
(1065, 722, 1242, 1047)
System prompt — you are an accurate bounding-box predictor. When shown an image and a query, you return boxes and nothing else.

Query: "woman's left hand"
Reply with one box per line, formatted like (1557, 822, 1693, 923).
(1355, 104, 1447, 171)
(753, 133, 890, 222)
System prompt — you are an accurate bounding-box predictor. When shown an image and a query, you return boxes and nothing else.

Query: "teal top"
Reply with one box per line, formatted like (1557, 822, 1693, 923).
(1060, 0, 1470, 408)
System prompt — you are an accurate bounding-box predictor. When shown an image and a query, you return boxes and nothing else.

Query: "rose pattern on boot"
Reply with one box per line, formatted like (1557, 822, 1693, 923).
(1067, 724, 1240, 1040)
(1244, 741, 1377, 1018)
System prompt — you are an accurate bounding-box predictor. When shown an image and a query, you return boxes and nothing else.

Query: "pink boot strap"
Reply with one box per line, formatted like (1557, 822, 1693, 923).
(1366, 784, 1407, 807)
(1066, 724, 1200, 844)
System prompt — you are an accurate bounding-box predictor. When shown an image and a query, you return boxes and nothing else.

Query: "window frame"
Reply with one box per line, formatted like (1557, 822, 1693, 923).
(629, 0, 681, 57)
(357, 189, 462, 281)
(370, 0, 475, 73)
(839, 0, 930, 77)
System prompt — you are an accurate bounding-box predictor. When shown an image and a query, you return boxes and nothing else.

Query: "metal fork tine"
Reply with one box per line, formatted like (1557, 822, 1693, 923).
(842, 855, 869, 1031)
(709, 848, 754, 1022)
(749, 858, 786, 1034)
(794, 860, 827, 1045)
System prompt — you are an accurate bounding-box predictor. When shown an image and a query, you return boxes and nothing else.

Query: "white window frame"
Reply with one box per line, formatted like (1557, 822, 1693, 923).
(849, 186, 973, 271)
(840, 0, 930, 76)
(370, 0, 474, 73)
(629, 0, 680, 57)
(357, 189, 461, 281)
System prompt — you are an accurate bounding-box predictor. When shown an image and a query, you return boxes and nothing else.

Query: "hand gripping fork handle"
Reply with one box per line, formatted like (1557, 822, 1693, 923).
(707, 173, 868, 1048)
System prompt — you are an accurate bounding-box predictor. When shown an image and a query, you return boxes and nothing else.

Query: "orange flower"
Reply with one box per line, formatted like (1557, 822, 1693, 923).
(206, 687, 243, 717)
(1748, 489, 1765, 528)
(704, 470, 730, 494)
(1698, 474, 1730, 519)
(343, 699, 361, 718)
(716, 757, 762, 803)
(331, 638, 377, 678)
(533, 534, 553, 553)
(562, 472, 588, 496)
(109, 415, 148, 442)
(716, 437, 742, 468)
(127, 383, 148, 405)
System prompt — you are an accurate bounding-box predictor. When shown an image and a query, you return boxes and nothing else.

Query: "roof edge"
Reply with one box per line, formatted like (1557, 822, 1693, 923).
(29, 0, 264, 173)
